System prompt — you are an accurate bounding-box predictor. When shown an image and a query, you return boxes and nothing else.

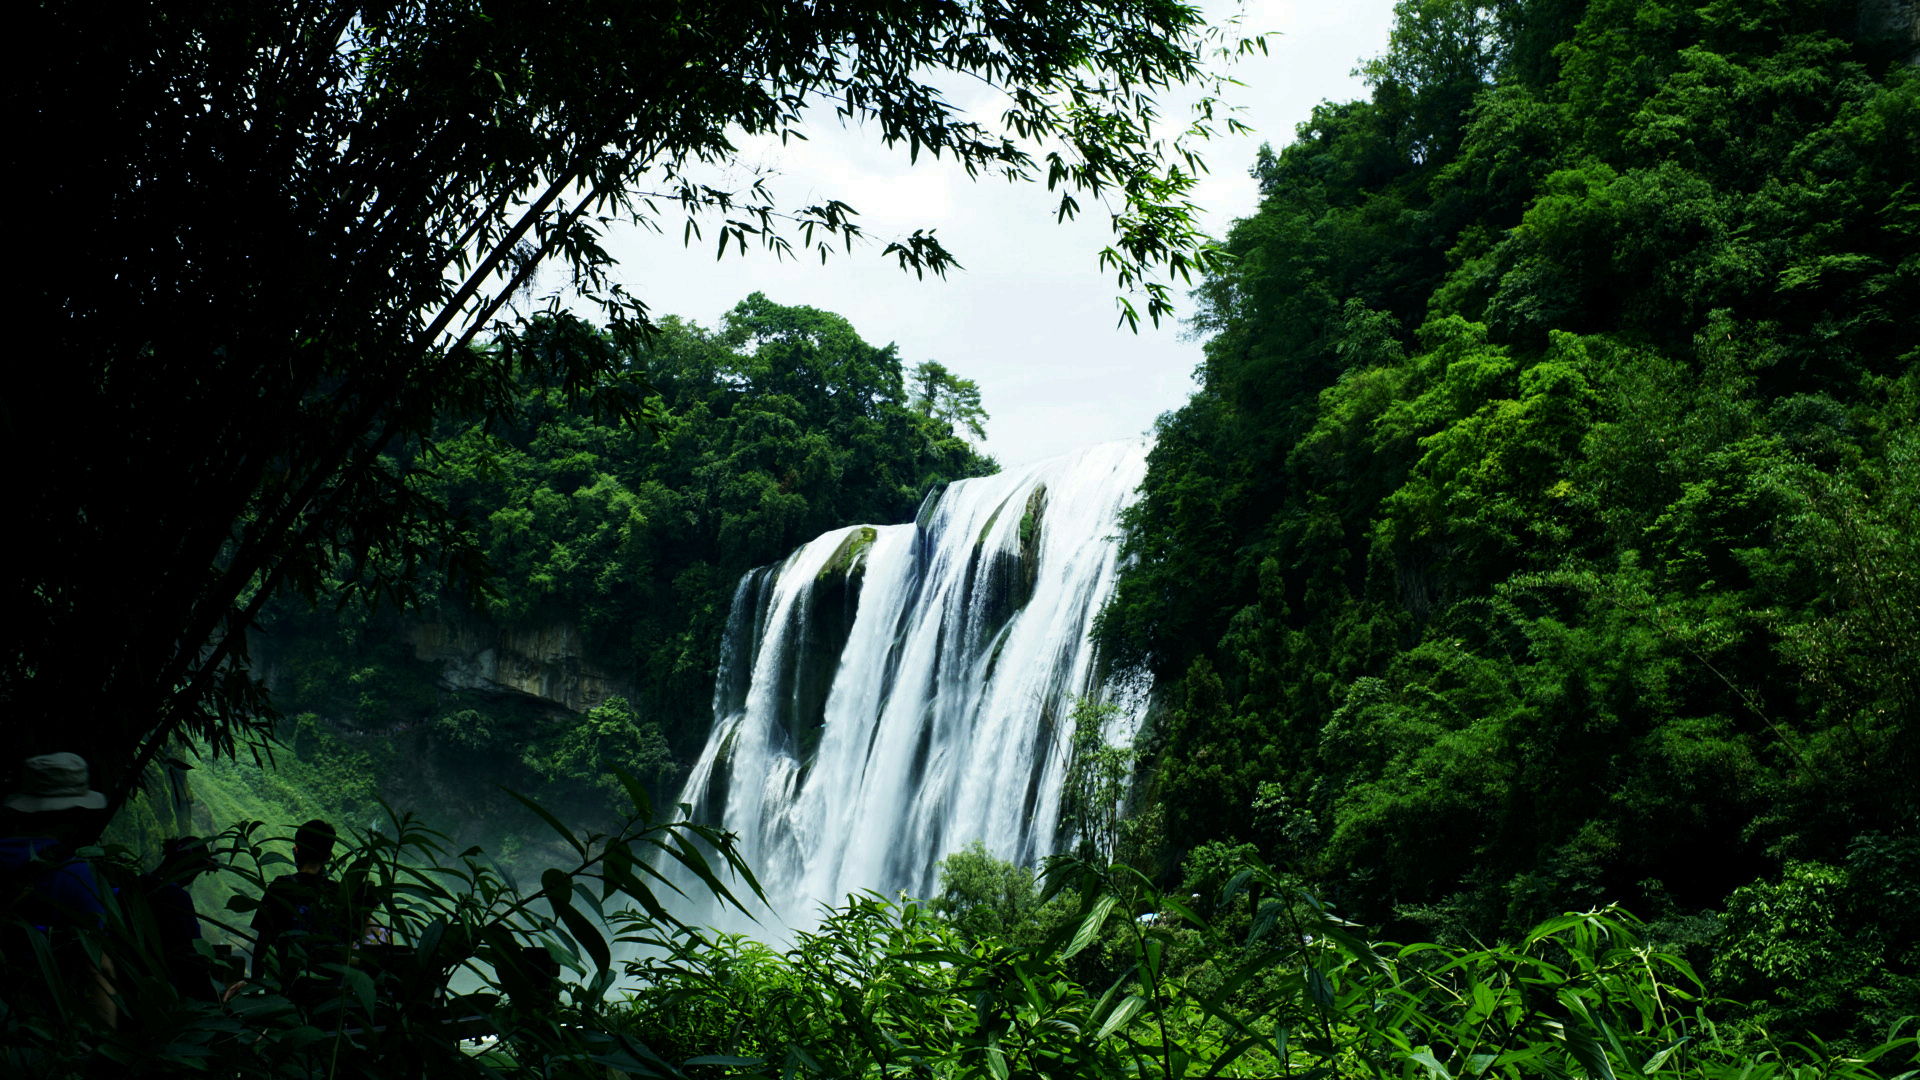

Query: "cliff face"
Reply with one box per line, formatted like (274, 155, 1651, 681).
(406, 620, 628, 715)
(249, 614, 642, 863)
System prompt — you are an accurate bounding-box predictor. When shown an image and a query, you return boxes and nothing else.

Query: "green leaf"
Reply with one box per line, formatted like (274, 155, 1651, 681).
(893, 949, 976, 965)
(1219, 867, 1257, 905)
(1062, 894, 1116, 960)
(611, 765, 654, 820)
(1306, 966, 1336, 1009)
(986, 1044, 1010, 1080)
(1470, 979, 1497, 1016)
(665, 830, 750, 914)
(342, 966, 376, 1017)
(567, 908, 612, 972)
(1157, 892, 1210, 932)
(1095, 994, 1147, 1040)
(1201, 1033, 1268, 1078)
(1311, 912, 1388, 974)
(417, 917, 448, 963)
(500, 786, 586, 859)
(283, 1025, 330, 1050)
(1409, 1047, 1454, 1080)
(1642, 1037, 1689, 1074)
(1564, 1028, 1618, 1080)
(1493, 1045, 1552, 1067)
(538, 865, 609, 972)
(1525, 913, 1592, 947)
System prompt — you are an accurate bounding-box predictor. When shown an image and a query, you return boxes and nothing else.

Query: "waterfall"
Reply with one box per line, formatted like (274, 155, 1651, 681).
(674, 440, 1151, 932)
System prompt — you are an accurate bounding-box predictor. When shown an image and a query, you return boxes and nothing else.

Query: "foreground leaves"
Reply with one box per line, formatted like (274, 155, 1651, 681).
(616, 853, 1920, 1079)
(2, 774, 760, 1078)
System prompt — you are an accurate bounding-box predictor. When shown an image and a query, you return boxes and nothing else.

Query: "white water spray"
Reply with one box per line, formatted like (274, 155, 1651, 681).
(674, 440, 1150, 932)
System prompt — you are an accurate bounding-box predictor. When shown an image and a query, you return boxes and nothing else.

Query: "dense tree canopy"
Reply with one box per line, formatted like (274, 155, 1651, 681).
(253, 295, 994, 831)
(10, 0, 1246, 809)
(1099, 0, 1917, 1046)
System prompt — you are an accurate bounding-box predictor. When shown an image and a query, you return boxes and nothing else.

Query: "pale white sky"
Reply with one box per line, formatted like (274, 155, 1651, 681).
(583, 0, 1400, 467)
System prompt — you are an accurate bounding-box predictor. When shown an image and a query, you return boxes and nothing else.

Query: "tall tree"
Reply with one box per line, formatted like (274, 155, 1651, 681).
(909, 361, 991, 442)
(11, 0, 1251, 811)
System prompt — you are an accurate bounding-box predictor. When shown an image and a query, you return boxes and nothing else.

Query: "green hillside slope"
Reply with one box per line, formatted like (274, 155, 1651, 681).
(1098, 0, 1917, 1047)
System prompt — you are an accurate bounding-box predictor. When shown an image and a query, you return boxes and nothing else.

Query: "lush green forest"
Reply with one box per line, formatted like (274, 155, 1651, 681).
(166, 0, 1916, 1053)
(16, 0, 1919, 1072)
(230, 294, 994, 840)
(1096, 0, 1917, 1051)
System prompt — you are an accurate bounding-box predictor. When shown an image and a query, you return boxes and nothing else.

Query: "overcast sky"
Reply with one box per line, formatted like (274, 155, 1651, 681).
(581, 0, 1400, 467)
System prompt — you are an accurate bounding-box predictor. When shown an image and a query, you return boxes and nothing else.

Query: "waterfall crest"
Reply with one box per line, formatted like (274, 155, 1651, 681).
(675, 440, 1150, 931)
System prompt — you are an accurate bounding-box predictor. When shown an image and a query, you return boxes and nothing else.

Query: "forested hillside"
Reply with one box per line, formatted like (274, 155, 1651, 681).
(1099, 0, 1917, 1046)
(242, 294, 994, 838)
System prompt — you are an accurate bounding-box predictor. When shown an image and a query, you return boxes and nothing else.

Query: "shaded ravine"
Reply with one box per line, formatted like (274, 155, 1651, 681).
(675, 440, 1150, 932)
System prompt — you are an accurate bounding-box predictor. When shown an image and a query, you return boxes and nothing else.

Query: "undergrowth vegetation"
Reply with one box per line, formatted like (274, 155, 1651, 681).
(616, 850, 1919, 1080)
(13, 784, 1915, 1077)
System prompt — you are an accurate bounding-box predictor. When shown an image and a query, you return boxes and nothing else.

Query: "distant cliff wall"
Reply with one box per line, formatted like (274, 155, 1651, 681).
(406, 620, 629, 715)
(1860, 0, 1919, 63)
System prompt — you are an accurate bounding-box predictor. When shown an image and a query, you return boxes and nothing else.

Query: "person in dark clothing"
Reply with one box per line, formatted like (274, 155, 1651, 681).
(1, 753, 116, 1026)
(140, 835, 219, 1001)
(248, 819, 360, 1006)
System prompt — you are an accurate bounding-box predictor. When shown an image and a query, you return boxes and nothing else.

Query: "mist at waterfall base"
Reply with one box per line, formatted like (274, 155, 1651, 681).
(670, 440, 1151, 937)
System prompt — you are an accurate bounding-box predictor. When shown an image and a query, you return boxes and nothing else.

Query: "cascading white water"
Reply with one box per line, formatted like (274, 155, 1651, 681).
(675, 440, 1150, 933)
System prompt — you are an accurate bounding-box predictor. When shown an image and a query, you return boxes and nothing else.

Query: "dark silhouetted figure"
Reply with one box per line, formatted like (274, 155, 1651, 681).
(141, 835, 219, 1001)
(1, 753, 115, 1026)
(249, 820, 356, 1008)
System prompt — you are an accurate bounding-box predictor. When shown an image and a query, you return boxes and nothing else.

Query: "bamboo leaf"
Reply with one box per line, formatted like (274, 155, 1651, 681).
(543, 867, 610, 972)
(611, 766, 654, 820)
(559, 900, 611, 973)
(500, 786, 586, 859)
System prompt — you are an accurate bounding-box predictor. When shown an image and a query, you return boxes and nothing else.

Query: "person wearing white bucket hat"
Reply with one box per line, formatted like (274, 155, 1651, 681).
(1, 752, 117, 1027)
(3, 752, 110, 814)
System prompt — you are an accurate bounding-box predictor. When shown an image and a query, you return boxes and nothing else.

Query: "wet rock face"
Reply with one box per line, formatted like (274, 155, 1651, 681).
(960, 482, 1046, 657)
(1016, 483, 1046, 608)
(407, 620, 628, 714)
(1859, 0, 1919, 63)
(788, 527, 875, 760)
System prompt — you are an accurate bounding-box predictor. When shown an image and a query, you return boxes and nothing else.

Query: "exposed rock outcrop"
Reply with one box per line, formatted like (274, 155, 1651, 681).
(1860, 0, 1919, 63)
(407, 621, 628, 714)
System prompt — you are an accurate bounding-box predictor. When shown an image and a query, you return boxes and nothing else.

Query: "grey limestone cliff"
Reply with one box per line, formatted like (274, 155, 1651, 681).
(406, 621, 628, 715)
